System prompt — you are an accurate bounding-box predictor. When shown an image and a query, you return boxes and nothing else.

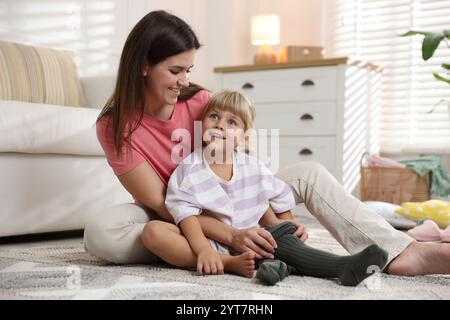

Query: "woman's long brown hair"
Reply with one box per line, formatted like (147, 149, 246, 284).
(97, 11, 203, 158)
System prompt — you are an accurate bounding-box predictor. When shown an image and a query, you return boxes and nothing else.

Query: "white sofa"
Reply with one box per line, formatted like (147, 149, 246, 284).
(0, 76, 133, 237)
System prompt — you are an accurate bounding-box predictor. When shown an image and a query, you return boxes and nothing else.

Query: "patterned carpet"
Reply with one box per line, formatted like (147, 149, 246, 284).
(1, 216, 449, 300)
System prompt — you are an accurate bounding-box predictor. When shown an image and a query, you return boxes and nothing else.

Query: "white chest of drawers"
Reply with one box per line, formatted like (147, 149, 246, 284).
(214, 58, 381, 193)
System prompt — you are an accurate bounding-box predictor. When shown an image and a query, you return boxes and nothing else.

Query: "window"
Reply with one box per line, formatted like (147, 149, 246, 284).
(326, 0, 450, 153)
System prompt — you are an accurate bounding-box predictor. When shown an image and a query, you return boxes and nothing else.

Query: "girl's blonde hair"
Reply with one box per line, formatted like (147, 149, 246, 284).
(201, 90, 256, 131)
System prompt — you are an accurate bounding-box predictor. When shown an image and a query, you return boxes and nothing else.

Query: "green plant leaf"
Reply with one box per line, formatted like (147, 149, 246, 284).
(427, 99, 450, 114)
(444, 30, 450, 38)
(399, 30, 431, 37)
(422, 33, 444, 60)
(433, 71, 450, 84)
(442, 63, 450, 70)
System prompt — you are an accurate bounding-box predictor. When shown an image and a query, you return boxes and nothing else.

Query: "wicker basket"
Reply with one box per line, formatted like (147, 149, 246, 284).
(360, 153, 431, 205)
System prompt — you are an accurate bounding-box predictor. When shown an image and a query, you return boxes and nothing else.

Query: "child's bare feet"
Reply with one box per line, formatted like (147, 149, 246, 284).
(221, 252, 256, 278)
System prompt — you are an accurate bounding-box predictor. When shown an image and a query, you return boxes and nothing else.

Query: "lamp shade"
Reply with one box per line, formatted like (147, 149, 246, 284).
(251, 14, 280, 46)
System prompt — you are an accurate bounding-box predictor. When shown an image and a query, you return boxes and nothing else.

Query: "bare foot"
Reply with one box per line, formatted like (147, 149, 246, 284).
(387, 241, 450, 275)
(221, 252, 255, 278)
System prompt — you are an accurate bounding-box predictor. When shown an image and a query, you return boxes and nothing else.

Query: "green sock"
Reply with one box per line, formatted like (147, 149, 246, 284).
(265, 221, 388, 286)
(256, 259, 296, 285)
(265, 221, 297, 239)
(255, 221, 298, 286)
(275, 234, 388, 286)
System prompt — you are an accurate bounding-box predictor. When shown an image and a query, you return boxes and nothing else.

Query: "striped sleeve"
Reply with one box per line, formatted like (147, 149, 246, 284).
(165, 166, 202, 225)
(253, 157, 296, 214)
(269, 177, 296, 213)
(244, 154, 296, 213)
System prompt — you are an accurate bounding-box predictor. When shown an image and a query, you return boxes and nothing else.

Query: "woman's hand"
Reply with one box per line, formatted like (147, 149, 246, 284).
(230, 227, 277, 259)
(196, 248, 224, 275)
(289, 219, 308, 241)
(276, 211, 308, 241)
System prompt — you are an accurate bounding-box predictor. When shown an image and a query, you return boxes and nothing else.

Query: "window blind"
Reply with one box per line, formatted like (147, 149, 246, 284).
(326, 0, 450, 153)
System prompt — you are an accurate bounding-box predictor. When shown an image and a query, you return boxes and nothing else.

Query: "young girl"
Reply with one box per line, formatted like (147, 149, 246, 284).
(158, 90, 389, 286)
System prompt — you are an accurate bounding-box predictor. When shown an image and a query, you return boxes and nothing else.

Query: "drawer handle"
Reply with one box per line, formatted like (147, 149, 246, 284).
(241, 82, 254, 89)
(301, 79, 315, 86)
(300, 114, 314, 121)
(299, 148, 313, 156)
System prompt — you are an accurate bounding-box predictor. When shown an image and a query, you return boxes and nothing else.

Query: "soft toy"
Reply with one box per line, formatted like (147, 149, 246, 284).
(395, 200, 450, 228)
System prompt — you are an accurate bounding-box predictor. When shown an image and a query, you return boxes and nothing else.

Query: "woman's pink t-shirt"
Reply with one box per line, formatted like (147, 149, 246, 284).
(96, 90, 210, 184)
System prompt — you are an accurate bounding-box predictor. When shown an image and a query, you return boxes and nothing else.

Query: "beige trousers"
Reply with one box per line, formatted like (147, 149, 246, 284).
(83, 161, 413, 264)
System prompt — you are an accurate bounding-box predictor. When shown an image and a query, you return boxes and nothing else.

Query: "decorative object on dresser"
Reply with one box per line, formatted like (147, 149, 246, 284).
(278, 46, 325, 63)
(250, 14, 280, 65)
(214, 57, 382, 193)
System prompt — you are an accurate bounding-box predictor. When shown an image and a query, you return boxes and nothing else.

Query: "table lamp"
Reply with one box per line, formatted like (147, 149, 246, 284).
(251, 14, 280, 65)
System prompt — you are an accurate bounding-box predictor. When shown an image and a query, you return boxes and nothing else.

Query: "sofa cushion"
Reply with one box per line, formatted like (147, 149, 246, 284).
(0, 40, 85, 107)
(0, 100, 103, 155)
(363, 201, 417, 230)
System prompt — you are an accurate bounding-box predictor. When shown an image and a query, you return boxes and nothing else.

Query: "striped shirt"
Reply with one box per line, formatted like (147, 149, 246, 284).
(165, 147, 295, 230)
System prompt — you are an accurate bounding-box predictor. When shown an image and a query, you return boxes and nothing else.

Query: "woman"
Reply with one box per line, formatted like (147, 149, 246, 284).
(84, 10, 450, 276)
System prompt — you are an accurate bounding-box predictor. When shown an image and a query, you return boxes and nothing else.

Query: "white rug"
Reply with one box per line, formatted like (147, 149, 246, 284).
(1, 218, 449, 300)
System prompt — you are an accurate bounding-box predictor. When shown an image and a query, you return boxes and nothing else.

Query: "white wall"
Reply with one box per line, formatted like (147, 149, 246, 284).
(0, 0, 324, 90)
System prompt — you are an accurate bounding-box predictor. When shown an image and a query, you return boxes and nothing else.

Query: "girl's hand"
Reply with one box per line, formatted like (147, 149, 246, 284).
(230, 227, 277, 259)
(196, 249, 224, 275)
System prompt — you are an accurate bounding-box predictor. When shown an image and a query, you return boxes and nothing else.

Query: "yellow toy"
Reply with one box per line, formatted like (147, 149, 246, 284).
(395, 200, 450, 229)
